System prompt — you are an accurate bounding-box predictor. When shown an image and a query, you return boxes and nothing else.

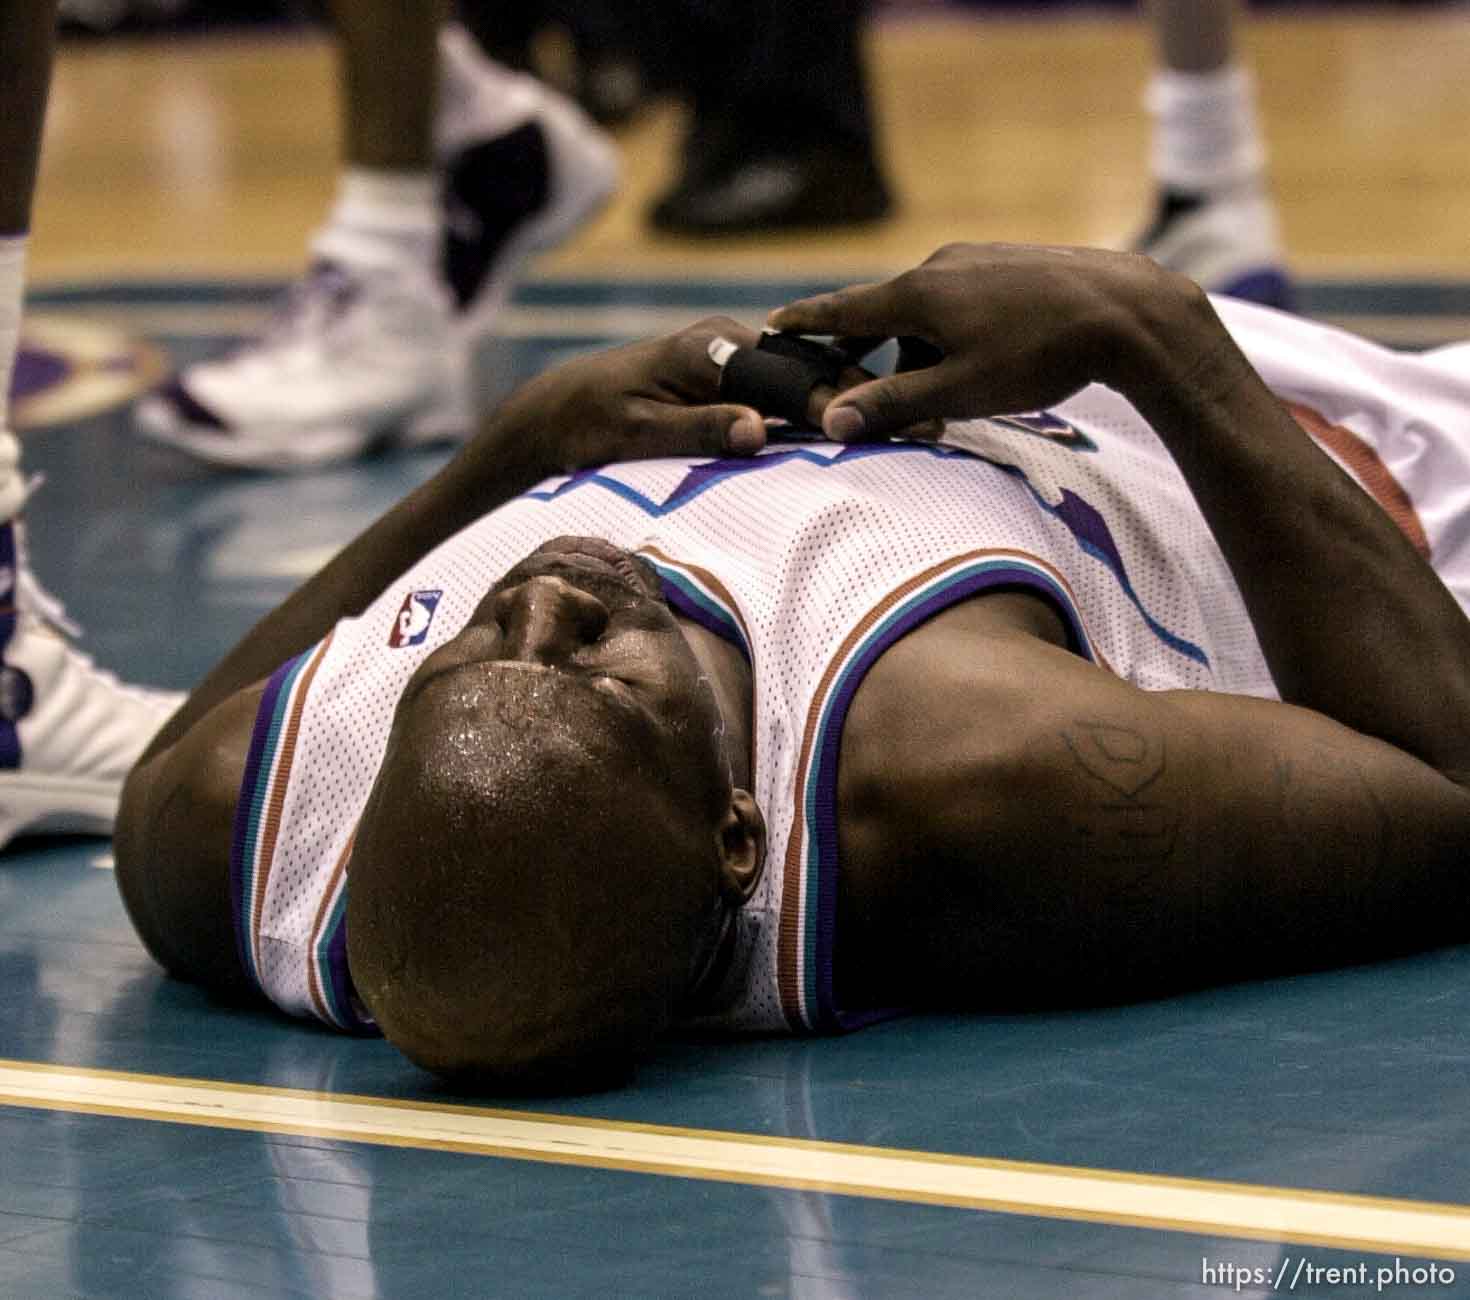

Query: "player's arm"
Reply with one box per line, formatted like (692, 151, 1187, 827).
(839, 608, 1470, 1007)
(771, 242, 1470, 785)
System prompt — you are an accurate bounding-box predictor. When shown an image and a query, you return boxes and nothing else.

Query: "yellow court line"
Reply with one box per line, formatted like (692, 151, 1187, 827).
(2, 1059, 1468, 1260)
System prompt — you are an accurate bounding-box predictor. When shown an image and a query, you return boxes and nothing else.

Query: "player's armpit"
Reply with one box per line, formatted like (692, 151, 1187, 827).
(841, 630, 1470, 1010)
(114, 682, 264, 998)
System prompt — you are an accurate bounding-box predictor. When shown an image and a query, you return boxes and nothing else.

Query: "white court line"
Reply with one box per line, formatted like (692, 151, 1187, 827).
(1, 1060, 1467, 1259)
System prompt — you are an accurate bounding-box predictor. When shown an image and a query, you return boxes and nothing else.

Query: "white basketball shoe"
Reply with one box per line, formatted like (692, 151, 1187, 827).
(0, 491, 183, 850)
(134, 248, 455, 471)
(1133, 184, 1294, 310)
(134, 25, 619, 470)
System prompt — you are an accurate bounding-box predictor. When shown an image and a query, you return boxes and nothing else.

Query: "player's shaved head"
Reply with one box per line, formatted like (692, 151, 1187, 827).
(347, 555, 764, 1091)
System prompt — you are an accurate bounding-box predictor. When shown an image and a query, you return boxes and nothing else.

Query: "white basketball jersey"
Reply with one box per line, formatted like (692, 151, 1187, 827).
(229, 298, 1470, 1035)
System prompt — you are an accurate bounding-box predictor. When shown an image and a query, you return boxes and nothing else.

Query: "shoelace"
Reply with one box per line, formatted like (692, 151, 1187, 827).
(242, 259, 361, 357)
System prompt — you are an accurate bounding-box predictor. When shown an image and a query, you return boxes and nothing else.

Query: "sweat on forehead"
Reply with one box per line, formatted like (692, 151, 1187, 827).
(392, 661, 651, 792)
(374, 679, 710, 950)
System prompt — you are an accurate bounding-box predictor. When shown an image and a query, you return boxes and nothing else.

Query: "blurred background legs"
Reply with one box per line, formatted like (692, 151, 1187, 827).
(132, 1, 618, 470)
(1134, 0, 1290, 306)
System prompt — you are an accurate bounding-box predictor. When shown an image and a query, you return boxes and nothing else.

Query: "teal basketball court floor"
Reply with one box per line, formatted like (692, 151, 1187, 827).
(3, 274, 1470, 1298)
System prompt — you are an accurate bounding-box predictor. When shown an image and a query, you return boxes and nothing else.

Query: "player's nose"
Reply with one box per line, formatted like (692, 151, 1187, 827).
(493, 575, 610, 663)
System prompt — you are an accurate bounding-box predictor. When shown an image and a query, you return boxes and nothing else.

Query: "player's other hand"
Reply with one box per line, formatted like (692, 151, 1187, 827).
(767, 242, 1193, 442)
(490, 317, 768, 473)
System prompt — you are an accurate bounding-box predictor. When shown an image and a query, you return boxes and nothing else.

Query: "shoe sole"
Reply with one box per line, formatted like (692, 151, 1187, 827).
(0, 773, 120, 851)
(132, 397, 431, 472)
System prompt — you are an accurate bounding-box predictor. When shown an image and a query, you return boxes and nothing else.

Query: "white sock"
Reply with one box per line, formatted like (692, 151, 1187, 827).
(1147, 65, 1266, 195)
(316, 168, 439, 270)
(0, 237, 28, 520)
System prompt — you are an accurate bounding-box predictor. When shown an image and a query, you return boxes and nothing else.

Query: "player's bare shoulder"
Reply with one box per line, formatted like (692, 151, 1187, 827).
(833, 589, 1080, 1000)
(114, 681, 265, 996)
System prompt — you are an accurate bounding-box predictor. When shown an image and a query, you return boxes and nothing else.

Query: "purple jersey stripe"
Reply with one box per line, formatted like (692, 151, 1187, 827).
(227, 647, 312, 994)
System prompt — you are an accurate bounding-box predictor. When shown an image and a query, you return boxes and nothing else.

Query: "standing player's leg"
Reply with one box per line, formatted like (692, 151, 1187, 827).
(1133, 0, 1291, 308)
(135, 2, 618, 471)
(0, 0, 183, 850)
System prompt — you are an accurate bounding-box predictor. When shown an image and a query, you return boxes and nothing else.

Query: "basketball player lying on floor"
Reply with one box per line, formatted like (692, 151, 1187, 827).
(114, 243, 1470, 1091)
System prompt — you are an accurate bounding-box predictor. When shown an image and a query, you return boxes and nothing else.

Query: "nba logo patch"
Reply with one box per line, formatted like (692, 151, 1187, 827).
(388, 589, 443, 648)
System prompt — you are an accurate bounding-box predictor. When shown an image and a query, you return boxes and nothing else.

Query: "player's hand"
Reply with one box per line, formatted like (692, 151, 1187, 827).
(491, 317, 770, 471)
(767, 242, 1192, 442)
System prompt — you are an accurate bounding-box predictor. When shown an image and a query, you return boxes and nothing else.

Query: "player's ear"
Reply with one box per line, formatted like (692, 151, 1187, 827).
(716, 789, 765, 906)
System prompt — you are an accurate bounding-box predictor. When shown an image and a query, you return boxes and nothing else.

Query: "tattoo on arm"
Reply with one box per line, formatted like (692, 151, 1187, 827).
(1059, 719, 1179, 879)
(1045, 713, 1413, 983)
